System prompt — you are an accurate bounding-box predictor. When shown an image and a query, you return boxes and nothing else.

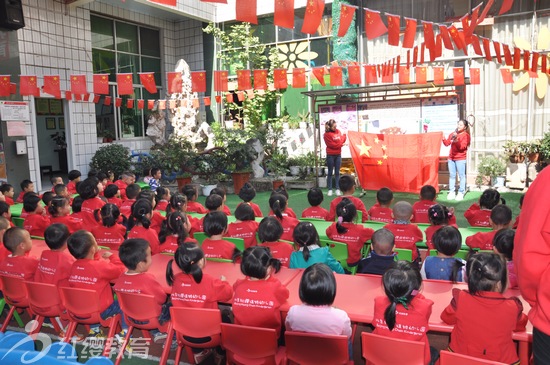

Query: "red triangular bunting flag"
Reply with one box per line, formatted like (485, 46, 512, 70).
(415, 66, 427, 84)
(422, 21, 435, 50)
(167, 72, 182, 94)
(93, 74, 110, 95)
(191, 71, 207, 93)
(126, 99, 134, 109)
(148, 100, 155, 109)
(139, 72, 158, 94)
(0, 75, 10, 97)
(292, 68, 306, 88)
(311, 67, 326, 86)
(338, 3, 356, 37)
(500, 68, 513, 83)
(399, 67, 410, 84)
(482, 38, 493, 61)
(20, 76, 40, 97)
(137, 99, 144, 110)
(365, 9, 387, 40)
(254, 69, 267, 90)
(499, 0, 513, 15)
(365, 65, 377, 84)
(453, 67, 464, 85)
(104, 96, 111, 106)
(117, 73, 134, 95)
(236, 70, 251, 91)
(330, 66, 343, 86)
(439, 25, 453, 50)
(470, 68, 480, 84)
(433, 66, 445, 85)
(204, 97, 211, 106)
(235, 0, 258, 24)
(301, 0, 325, 35)
(214, 70, 228, 92)
(274, 0, 294, 29)
(70, 75, 87, 95)
(43, 75, 61, 98)
(386, 13, 400, 46)
(403, 18, 417, 48)
(348, 65, 361, 84)
(274, 69, 288, 89)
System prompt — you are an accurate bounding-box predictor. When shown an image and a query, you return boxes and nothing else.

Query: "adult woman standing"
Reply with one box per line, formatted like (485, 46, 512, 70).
(442, 119, 471, 201)
(323, 119, 346, 196)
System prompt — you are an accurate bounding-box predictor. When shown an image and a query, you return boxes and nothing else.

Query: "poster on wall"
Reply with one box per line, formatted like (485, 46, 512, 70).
(364, 100, 422, 135)
(0, 101, 30, 121)
(421, 97, 459, 156)
(319, 104, 358, 158)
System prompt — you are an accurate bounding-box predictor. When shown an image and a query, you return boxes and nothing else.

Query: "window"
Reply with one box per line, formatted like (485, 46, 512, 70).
(91, 15, 161, 139)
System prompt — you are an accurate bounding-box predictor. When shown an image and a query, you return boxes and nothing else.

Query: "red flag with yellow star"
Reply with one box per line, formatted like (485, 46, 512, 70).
(70, 75, 87, 95)
(43, 75, 61, 98)
(330, 66, 343, 86)
(214, 70, 228, 92)
(365, 65, 377, 84)
(274, 69, 288, 89)
(117, 73, 134, 95)
(453, 67, 464, 86)
(364, 9, 387, 40)
(422, 21, 435, 50)
(236, 0, 258, 24)
(0, 75, 10, 97)
(338, 3, 356, 37)
(348, 131, 441, 193)
(301, 0, 325, 35)
(254, 69, 267, 90)
(500, 68, 513, 83)
(470, 68, 480, 84)
(93, 74, 110, 95)
(482, 38, 493, 61)
(274, 0, 294, 29)
(236, 70, 251, 91)
(399, 67, 410, 84)
(20, 76, 40, 97)
(439, 25, 454, 50)
(403, 18, 417, 48)
(311, 67, 326, 86)
(190, 71, 207, 93)
(167, 72, 182, 94)
(348, 65, 361, 84)
(415, 66, 427, 84)
(139, 72, 158, 94)
(292, 68, 306, 88)
(386, 13, 400, 46)
(433, 66, 445, 85)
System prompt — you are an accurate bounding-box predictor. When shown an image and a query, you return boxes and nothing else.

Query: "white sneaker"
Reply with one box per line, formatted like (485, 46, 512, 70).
(327, 190, 333, 196)
(194, 349, 213, 364)
(336, 189, 342, 196)
(455, 192, 464, 201)
(447, 191, 456, 200)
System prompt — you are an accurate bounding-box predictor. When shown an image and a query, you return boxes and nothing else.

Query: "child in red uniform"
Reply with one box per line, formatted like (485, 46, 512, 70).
(70, 197, 84, 224)
(238, 183, 263, 218)
(383, 201, 424, 265)
(119, 183, 141, 218)
(412, 185, 436, 223)
(0, 227, 39, 280)
(327, 175, 368, 222)
(0, 218, 11, 261)
(0, 184, 15, 206)
(424, 204, 457, 250)
(67, 230, 127, 338)
(49, 197, 82, 233)
(91, 204, 127, 251)
(233, 246, 289, 337)
(154, 186, 170, 212)
(464, 188, 503, 227)
(16, 179, 34, 203)
(441, 252, 527, 364)
(127, 199, 160, 255)
(166, 194, 201, 235)
(202, 211, 239, 260)
(79, 178, 105, 229)
(211, 187, 231, 216)
(226, 204, 259, 249)
(492, 229, 517, 289)
(191, 194, 224, 235)
(373, 261, 434, 365)
(466, 204, 512, 250)
(159, 211, 195, 254)
(258, 216, 294, 267)
(54, 184, 72, 202)
(42, 192, 55, 218)
(34, 223, 75, 285)
(137, 190, 165, 234)
(268, 186, 297, 218)
(104, 184, 122, 208)
(66, 170, 81, 195)
(326, 198, 374, 267)
(268, 193, 299, 242)
(114, 171, 135, 201)
(367, 187, 394, 223)
(22, 193, 50, 237)
(301, 188, 329, 220)
(183, 184, 208, 214)
(0, 202, 12, 228)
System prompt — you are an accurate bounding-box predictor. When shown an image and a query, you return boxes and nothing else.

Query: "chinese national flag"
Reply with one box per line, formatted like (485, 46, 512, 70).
(117, 73, 134, 95)
(254, 69, 267, 90)
(274, 0, 294, 29)
(330, 66, 343, 86)
(503, 44, 513, 66)
(126, 99, 134, 109)
(236, 70, 251, 90)
(348, 65, 361, 84)
(415, 66, 427, 84)
(523, 50, 530, 71)
(236, 0, 257, 24)
(365, 65, 377, 84)
(386, 14, 400, 46)
(433, 66, 445, 85)
(20, 76, 40, 97)
(43, 75, 61, 98)
(439, 25, 454, 50)
(137, 100, 144, 110)
(236, 91, 244, 101)
(471, 36, 483, 56)
(382, 72, 393, 83)
(482, 38, 492, 61)
(148, 100, 155, 109)
(215, 95, 221, 103)
(403, 18, 417, 48)
(422, 21, 435, 50)
(500, 68, 513, 83)
(74, 94, 82, 102)
(104, 96, 112, 106)
(531, 52, 539, 73)
(348, 131, 441, 194)
(413, 46, 418, 67)
(226, 93, 233, 103)
(499, 0, 513, 15)
(115, 97, 122, 107)
(311, 67, 326, 86)
(93, 95, 101, 104)
(542, 56, 547, 73)
(191, 71, 207, 93)
(338, 3, 356, 37)
(167, 72, 182, 94)
(70, 75, 87, 95)
(148, 0, 176, 5)
(139, 73, 158, 94)
(0, 75, 10, 97)
(93, 74, 110, 95)
(470, 68, 480, 84)
(364, 9, 387, 40)
(214, 70, 228, 92)
(10, 83, 16, 95)
(274, 69, 288, 89)
(204, 97, 211, 106)
(301, 0, 325, 35)
(448, 25, 465, 51)
(513, 47, 521, 69)
(453, 67, 464, 86)
(399, 67, 410, 84)
(65, 91, 72, 101)
(292, 68, 306, 88)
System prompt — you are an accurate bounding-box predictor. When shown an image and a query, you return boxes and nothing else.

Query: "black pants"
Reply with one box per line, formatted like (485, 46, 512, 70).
(534, 327, 550, 365)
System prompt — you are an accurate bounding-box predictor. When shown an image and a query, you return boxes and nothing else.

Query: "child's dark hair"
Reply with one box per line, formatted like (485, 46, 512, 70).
(155, 186, 169, 205)
(299, 263, 336, 306)
(166, 242, 204, 285)
(68, 170, 81, 181)
(0, 201, 10, 216)
(23, 193, 41, 213)
(138, 190, 156, 207)
(293, 221, 320, 261)
(211, 187, 226, 200)
(420, 185, 436, 201)
(166, 193, 186, 213)
(150, 167, 160, 177)
(0, 184, 12, 195)
(205, 194, 223, 211)
(159, 211, 188, 245)
(51, 176, 62, 185)
(466, 252, 507, 294)
(371, 228, 395, 254)
(3, 227, 28, 253)
(95, 203, 122, 228)
(71, 196, 83, 213)
(383, 261, 422, 331)
(269, 193, 288, 220)
(493, 228, 515, 261)
(376, 187, 393, 205)
(182, 184, 198, 201)
(48, 197, 69, 217)
(258, 216, 283, 243)
(307, 188, 324, 207)
(87, 169, 98, 178)
(338, 175, 355, 193)
(97, 172, 107, 182)
(240, 246, 281, 279)
(238, 182, 256, 203)
(490, 204, 512, 226)
(78, 178, 99, 200)
(125, 184, 141, 200)
(336, 198, 356, 234)
(128, 199, 153, 230)
(42, 191, 55, 206)
(44, 223, 70, 250)
(67, 230, 96, 259)
(433, 226, 464, 282)
(427, 204, 452, 226)
(119, 238, 150, 270)
(235, 203, 255, 221)
(203, 211, 228, 237)
(54, 184, 67, 196)
(479, 188, 504, 210)
(20, 179, 33, 191)
(103, 184, 119, 199)
(272, 185, 289, 199)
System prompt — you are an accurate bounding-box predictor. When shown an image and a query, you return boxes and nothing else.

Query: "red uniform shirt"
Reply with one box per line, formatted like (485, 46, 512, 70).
(465, 230, 497, 250)
(367, 204, 393, 223)
(4, 197, 14, 206)
(411, 200, 435, 224)
(23, 213, 50, 237)
(0, 255, 39, 280)
(91, 224, 127, 251)
(171, 272, 232, 309)
(66, 181, 78, 195)
(244, 202, 263, 218)
(512, 214, 520, 229)
(155, 200, 168, 212)
(441, 289, 527, 364)
(34, 250, 75, 285)
(232, 276, 289, 336)
(268, 207, 297, 219)
(202, 238, 236, 260)
(373, 294, 433, 365)
(119, 199, 136, 218)
(326, 222, 374, 264)
(107, 197, 122, 208)
(114, 180, 128, 201)
(278, 216, 300, 242)
(424, 224, 458, 250)
(464, 203, 492, 227)
(222, 205, 231, 216)
(226, 221, 259, 249)
(67, 256, 125, 312)
(128, 226, 160, 255)
(383, 223, 424, 260)
(324, 129, 346, 155)
(50, 215, 82, 234)
(81, 197, 105, 228)
(150, 211, 165, 234)
(301, 206, 329, 221)
(70, 212, 84, 225)
(186, 201, 208, 214)
(0, 246, 9, 262)
(160, 235, 180, 254)
(114, 272, 167, 306)
(260, 241, 294, 267)
(443, 131, 470, 161)
(16, 191, 25, 203)
(327, 196, 368, 222)
(190, 216, 205, 236)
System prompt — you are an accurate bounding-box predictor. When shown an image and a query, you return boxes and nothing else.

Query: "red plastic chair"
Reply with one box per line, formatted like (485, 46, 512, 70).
(439, 351, 507, 365)
(169, 307, 222, 365)
(220, 323, 286, 365)
(115, 292, 171, 365)
(361, 332, 425, 365)
(284, 331, 353, 365)
(24, 281, 67, 335)
(58, 286, 121, 357)
(0, 275, 32, 332)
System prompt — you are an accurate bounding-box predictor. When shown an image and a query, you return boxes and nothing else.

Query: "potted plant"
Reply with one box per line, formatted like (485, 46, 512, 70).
(101, 129, 115, 143)
(90, 144, 131, 179)
(503, 140, 524, 163)
(195, 148, 228, 196)
(524, 140, 541, 162)
(477, 155, 506, 187)
(287, 156, 305, 176)
(266, 151, 288, 190)
(226, 138, 257, 193)
(50, 132, 67, 150)
(150, 136, 199, 190)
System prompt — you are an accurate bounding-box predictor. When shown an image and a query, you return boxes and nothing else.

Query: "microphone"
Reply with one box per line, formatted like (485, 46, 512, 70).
(451, 128, 458, 141)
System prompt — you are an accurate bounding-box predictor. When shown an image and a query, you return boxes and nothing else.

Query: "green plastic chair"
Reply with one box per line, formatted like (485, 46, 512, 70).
(300, 218, 326, 223)
(0, 299, 24, 328)
(224, 237, 245, 252)
(206, 257, 233, 263)
(320, 239, 357, 275)
(12, 217, 24, 228)
(394, 248, 413, 262)
(193, 232, 208, 245)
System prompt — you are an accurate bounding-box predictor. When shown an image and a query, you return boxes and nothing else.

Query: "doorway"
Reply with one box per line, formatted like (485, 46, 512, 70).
(35, 98, 67, 183)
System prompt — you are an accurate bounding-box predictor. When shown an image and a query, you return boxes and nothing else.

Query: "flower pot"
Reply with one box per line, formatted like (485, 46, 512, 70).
(176, 176, 192, 191)
(202, 184, 218, 196)
(231, 171, 251, 194)
(272, 180, 285, 190)
(509, 154, 525, 163)
(289, 166, 300, 176)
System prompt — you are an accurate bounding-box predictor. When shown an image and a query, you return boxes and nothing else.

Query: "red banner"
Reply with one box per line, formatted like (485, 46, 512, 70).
(70, 75, 87, 95)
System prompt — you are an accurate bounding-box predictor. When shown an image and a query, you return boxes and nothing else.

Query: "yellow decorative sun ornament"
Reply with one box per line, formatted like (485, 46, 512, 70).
(276, 41, 318, 70)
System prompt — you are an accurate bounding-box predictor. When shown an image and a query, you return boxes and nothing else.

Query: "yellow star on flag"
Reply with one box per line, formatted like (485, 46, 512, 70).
(383, 154, 388, 159)
(381, 145, 387, 150)
(377, 160, 383, 165)
(360, 141, 372, 156)
(374, 137, 379, 144)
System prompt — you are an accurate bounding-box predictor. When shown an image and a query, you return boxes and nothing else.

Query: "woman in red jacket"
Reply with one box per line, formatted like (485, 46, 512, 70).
(442, 119, 470, 201)
(323, 119, 346, 197)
